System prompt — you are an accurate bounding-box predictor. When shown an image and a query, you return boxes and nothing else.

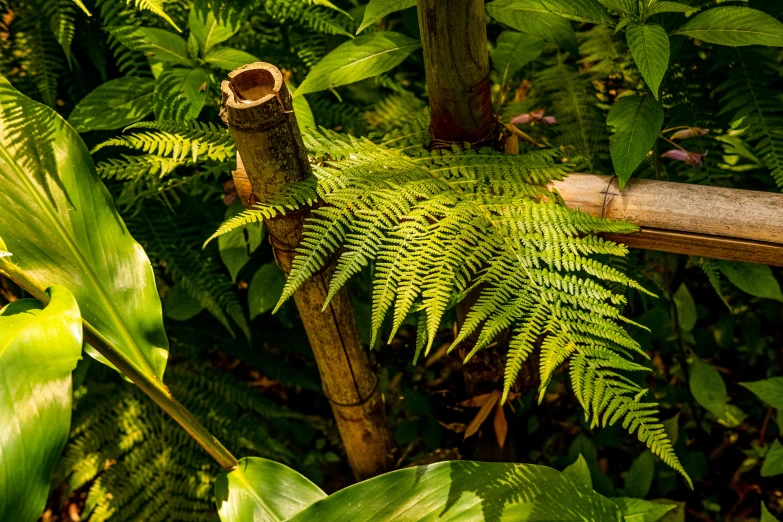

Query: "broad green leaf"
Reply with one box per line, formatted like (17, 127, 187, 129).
(0, 79, 169, 380)
(740, 377, 783, 409)
(0, 286, 82, 522)
(292, 89, 316, 130)
(492, 31, 545, 80)
(673, 283, 696, 333)
(248, 262, 287, 320)
(627, 23, 669, 99)
(672, 7, 783, 47)
(689, 356, 727, 417)
(762, 439, 783, 477)
(205, 47, 260, 71)
(563, 453, 593, 488)
(68, 76, 155, 133)
(358, 0, 416, 34)
(111, 26, 192, 66)
(598, 0, 636, 15)
(613, 498, 677, 522)
(215, 457, 327, 521)
(288, 461, 623, 521)
(716, 260, 783, 302)
(295, 32, 420, 96)
(624, 450, 655, 498)
(164, 284, 205, 321)
(761, 503, 780, 522)
(645, 1, 699, 18)
(607, 94, 664, 187)
(716, 403, 747, 428)
(188, 4, 242, 55)
(486, 0, 578, 54)
(154, 67, 209, 121)
(487, 0, 612, 25)
(219, 201, 263, 282)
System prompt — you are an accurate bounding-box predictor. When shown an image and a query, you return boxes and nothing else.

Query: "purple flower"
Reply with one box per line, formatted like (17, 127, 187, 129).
(661, 149, 708, 168)
(510, 108, 557, 127)
(670, 127, 710, 140)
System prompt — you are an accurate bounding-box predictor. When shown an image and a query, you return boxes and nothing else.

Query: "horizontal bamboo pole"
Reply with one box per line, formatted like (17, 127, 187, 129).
(549, 175, 783, 266)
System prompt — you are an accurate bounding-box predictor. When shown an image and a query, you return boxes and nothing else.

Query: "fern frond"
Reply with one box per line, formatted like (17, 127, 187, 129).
(93, 120, 236, 163)
(54, 344, 314, 522)
(534, 57, 609, 171)
(127, 201, 250, 341)
(715, 48, 783, 190)
(231, 126, 689, 483)
(263, 0, 354, 36)
(126, 0, 180, 30)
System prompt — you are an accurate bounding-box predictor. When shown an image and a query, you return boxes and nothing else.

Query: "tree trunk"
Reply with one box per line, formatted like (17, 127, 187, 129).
(416, 0, 497, 147)
(220, 63, 393, 480)
(416, 0, 516, 459)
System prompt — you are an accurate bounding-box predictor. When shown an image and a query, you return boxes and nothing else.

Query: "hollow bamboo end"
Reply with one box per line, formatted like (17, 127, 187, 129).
(223, 62, 283, 107)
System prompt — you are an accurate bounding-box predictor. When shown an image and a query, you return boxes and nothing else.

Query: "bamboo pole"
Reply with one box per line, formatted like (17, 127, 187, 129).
(416, 0, 497, 146)
(550, 174, 783, 266)
(220, 63, 393, 480)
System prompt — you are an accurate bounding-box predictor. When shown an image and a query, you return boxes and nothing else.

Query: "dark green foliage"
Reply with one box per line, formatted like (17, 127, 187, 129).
(53, 345, 316, 522)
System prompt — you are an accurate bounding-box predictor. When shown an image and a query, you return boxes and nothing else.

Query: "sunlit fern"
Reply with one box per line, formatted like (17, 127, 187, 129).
(205, 118, 690, 484)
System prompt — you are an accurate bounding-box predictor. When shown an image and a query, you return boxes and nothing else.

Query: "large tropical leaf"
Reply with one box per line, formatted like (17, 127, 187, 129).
(0, 78, 169, 380)
(0, 285, 82, 522)
(486, 0, 579, 54)
(295, 32, 421, 96)
(672, 7, 783, 47)
(216, 458, 623, 522)
(607, 94, 664, 187)
(215, 457, 327, 521)
(68, 76, 156, 132)
(487, 0, 612, 24)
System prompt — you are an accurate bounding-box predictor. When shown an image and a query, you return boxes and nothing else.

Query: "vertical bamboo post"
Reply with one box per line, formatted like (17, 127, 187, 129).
(416, 0, 497, 146)
(416, 0, 516, 459)
(220, 63, 393, 480)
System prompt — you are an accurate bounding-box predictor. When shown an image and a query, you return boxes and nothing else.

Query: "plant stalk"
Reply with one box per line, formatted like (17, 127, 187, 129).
(221, 62, 393, 480)
(0, 259, 239, 471)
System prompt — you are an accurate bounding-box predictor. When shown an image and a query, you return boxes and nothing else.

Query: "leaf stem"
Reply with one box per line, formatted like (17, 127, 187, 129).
(0, 259, 239, 471)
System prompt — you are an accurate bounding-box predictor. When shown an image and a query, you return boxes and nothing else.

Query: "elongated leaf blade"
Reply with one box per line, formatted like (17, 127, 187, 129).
(672, 7, 783, 47)
(607, 94, 664, 187)
(110, 26, 192, 65)
(154, 67, 209, 121)
(689, 356, 727, 417)
(716, 260, 783, 302)
(612, 498, 677, 522)
(205, 47, 260, 71)
(68, 76, 155, 132)
(215, 457, 327, 521)
(188, 4, 242, 55)
(740, 377, 783, 410)
(358, 0, 416, 34)
(487, 0, 612, 26)
(0, 286, 82, 522)
(492, 31, 545, 79)
(486, 0, 579, 54)
(762, 439, 783, 477)
(627, 23, 669, 99)
(645, 1, 699, 18)
(0, 79, 169, 380)
(295, 32, 421, 96)
(288, 461, 623, 521)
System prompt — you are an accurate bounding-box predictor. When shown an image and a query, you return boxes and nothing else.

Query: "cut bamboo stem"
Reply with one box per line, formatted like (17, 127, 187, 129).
(221, 63, 393, 480)
(550, 174, 783, 266)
